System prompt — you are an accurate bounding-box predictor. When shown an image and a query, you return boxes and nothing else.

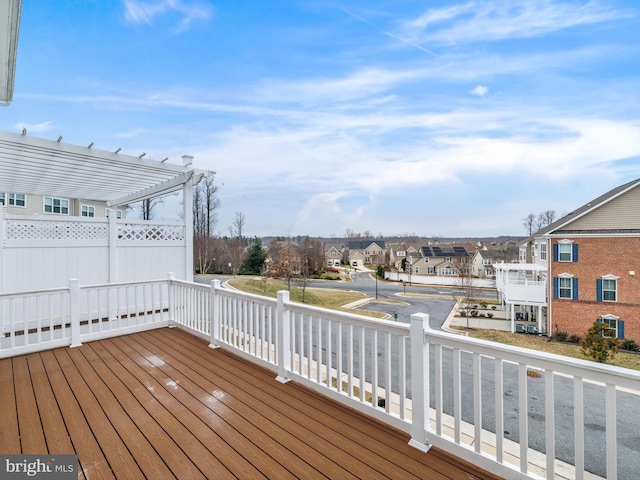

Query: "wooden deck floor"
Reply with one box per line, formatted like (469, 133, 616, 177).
(0, 327, 502, 479)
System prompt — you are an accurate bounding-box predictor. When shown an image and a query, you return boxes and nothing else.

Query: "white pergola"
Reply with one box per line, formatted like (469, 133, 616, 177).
(0, 0, 21, 105)
(0, 130, 212, 206)
(0, 129, 214, 281)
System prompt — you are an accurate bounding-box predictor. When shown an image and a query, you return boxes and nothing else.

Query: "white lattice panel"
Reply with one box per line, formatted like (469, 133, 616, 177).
(5, 219, 108, 241)
(117, 223, 185, 242)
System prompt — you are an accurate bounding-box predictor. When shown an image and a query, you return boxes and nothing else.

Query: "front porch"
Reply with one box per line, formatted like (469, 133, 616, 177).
(1, 326, 496, 479)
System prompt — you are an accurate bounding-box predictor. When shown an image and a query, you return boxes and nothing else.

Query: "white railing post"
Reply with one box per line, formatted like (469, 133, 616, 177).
(0, 212, 4, 293)
(69, 278, 82, 348)
(209, 279, 221, 348)
(276, 290, 291, 384)
(167, 272, 176, 327)
(409, 312, 431, 452)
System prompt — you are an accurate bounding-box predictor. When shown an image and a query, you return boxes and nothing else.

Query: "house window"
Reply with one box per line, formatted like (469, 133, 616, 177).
(442, 266, 454, 275)
(105, 208, 123, 219)
(81, 205, 95, 217)
(423, 258, 429, 264)
(428, 266, 435, 274)
(597, 276, 618, 302)
(44, 196, 69, 214)
(0, 193, 4, 205)
(598, 315, 624, 339)
(554, 240, 577, 262)
(482, 258, 491, 265)
(554, 275, 578, 299)
(558, 277, 572, 298)
(9, 193, 26, 207)
(445, 257, 451, 262)
(558, 243, 572, 261)
(540, 243, 547, 261)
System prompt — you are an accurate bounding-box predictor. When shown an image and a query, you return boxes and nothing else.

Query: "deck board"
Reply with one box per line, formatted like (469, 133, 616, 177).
(2, 327, 502, 480)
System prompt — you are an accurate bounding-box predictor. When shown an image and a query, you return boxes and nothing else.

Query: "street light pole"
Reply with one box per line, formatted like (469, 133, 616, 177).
(375, 268, 378, 300)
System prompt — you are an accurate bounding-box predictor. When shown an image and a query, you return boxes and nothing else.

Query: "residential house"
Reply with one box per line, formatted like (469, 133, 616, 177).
(323, 242, 344, 267)
(1, 193, 125, 218)
(389, 242, 422, 270)
(348, 240, 386, 267)
(420, 244, 471, 276)
(470, 248, 515, 278)
(535, 178, 640, 342)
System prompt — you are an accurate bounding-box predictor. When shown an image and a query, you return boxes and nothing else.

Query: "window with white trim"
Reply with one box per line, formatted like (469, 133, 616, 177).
(558, 243, 572, 261)
(599, 314, 622, 338)
(9, 193, 26, 207)
(0, 193, 4, 205)
(428, 266, 435, 274)
(44, 196, 69, 214)
(441, 266, 454, 275)
(81, 205, 95, 217)
(106, 209, 123, 219)
(539, 243, 547, 261)
(558, 276, 573, 299)
(598, 275, 618, 302)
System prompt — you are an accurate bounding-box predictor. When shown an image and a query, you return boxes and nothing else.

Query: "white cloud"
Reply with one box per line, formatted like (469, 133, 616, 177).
(400, 1, 633, 45)
(14, 121, 54, 133)
(124, 0, 213, 31)
(471, 85, 489, 96)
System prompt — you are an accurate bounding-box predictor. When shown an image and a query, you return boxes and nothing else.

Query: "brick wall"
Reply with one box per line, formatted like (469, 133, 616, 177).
(550, 236, 640, 341)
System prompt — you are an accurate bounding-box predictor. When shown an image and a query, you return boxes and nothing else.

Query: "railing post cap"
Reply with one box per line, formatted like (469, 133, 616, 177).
(410, 312, 430, 329)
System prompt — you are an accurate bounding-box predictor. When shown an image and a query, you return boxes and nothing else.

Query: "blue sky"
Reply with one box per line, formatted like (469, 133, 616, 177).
(4, 1, 640, 238)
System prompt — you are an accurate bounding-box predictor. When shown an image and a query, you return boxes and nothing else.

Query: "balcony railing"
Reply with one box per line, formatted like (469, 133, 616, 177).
(2, 276, 638, 480)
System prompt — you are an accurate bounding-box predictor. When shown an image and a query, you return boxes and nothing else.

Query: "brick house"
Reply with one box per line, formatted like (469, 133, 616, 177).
(536, 178, 640, 342)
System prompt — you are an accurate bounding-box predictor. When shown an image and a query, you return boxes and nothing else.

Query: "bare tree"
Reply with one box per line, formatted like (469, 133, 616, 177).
(455, 273, 479, 329)
(193, 178, 221, 274)
(543, 209, 556, 227)
(224, 236, 245, 274)
(141, 197, 161, 220)
(230, 211, 246, 239)
(138, 191, 179, 220)
(524, 210, 557, 236)
(522, 213, 536, 236)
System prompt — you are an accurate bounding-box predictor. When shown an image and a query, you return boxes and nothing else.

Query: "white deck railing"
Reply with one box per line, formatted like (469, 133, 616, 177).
(2, 276, 638, 480)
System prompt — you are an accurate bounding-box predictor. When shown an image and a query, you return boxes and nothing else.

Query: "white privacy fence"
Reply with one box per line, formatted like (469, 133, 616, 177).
(2, 277, 639, 480)
(0, 213, 189, 293)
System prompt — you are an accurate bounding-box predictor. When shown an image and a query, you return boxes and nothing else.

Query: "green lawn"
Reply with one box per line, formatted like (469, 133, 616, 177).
(227, 277, 386, 318)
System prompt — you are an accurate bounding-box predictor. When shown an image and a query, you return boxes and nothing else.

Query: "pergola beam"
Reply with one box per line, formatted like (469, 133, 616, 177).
(0, 0, 21, 106)
(107, 171, 194, 207)
(0, 130, 213, 205)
